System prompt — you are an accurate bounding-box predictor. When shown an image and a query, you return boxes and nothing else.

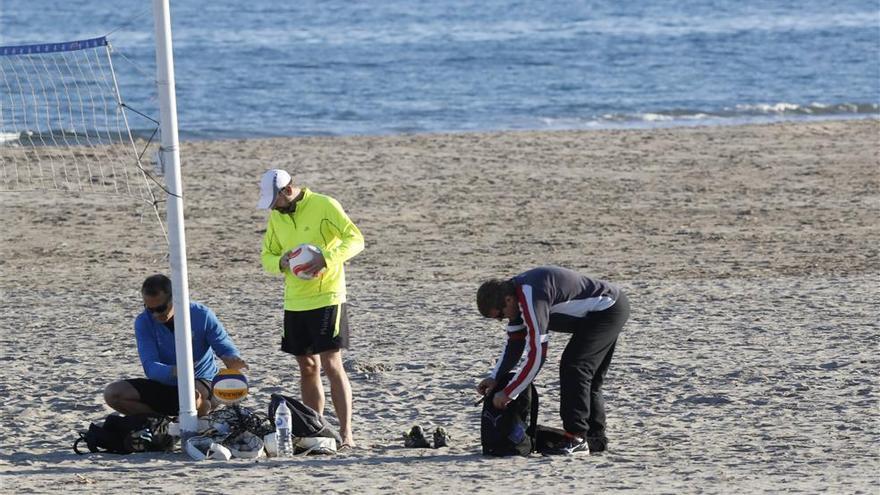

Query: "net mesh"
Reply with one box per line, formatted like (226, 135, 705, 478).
(0, 37, 160, 205)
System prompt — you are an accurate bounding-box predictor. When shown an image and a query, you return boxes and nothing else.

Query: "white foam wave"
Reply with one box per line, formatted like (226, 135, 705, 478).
(642, 113, 674, 122)
(732, 102, 879, 115)
(0, 132, 21, 145)
(579, 102, 880, 130)
(738, 103, 804, 113)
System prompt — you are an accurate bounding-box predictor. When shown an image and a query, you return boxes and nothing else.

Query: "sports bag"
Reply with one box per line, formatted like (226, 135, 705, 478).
(268, 393, 342, 447)
(480, 372, 538, 457)
(74, 413, 174, 455)
(534, 424, 569, 454)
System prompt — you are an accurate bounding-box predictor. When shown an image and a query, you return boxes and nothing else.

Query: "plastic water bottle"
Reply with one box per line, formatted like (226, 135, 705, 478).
(275, 400, 294, 457)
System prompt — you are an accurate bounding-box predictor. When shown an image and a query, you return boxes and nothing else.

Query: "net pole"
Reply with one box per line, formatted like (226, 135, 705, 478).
(153, 0, 197, 437)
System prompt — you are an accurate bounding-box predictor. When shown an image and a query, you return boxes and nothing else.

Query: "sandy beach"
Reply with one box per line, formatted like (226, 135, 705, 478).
(1, 119, 878, 494)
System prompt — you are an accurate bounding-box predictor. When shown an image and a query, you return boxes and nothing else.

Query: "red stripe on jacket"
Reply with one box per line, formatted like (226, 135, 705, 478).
(504, 285, 542, 398)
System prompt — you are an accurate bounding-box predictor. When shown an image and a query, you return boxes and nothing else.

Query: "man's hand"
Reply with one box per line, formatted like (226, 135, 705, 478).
(476, 377, 497, 396)
(279, 251, 292, 272)
(492, 390, 511, 410)
(301, 250, 327, 277)
(280, 247, 326, 277)
(221, 355, 248, 370)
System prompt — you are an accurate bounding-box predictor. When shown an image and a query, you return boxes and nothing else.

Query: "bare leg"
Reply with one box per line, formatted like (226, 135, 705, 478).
(320, 349, 354, 447)
(104, 380, 158, 415)
(105, 379, 213, 416)
(194, 381, 213, 417)
(296, 354, 325, 415)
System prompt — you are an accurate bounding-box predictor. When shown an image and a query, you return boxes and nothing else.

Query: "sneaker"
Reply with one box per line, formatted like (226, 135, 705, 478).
(433, 427, 451, 448)
(403, 425, 432, 448)
(542, 434, 590, 456)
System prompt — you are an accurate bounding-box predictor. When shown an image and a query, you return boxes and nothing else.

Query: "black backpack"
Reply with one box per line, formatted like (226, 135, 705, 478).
(268, 393, 342, 446)
(480, 373, 539, 457)
(74, 413, 175, 455)
(534, 424, 570, 454)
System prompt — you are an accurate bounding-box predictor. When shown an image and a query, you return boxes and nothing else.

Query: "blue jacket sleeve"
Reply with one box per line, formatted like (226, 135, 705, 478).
(204, 308, 240, 359)
(134, 317, 175, 384)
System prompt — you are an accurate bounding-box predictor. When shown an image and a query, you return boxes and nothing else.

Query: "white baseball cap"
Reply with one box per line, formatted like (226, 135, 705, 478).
(257, 169, 292, 210)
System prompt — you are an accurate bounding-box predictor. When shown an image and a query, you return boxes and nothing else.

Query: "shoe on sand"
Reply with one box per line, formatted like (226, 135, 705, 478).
(403, 425, 432, 448)
(433, 426, 451, 448)
(542, 435, 589, 456)
(585, 435, 608, 453)
(543, 433, 608, 455)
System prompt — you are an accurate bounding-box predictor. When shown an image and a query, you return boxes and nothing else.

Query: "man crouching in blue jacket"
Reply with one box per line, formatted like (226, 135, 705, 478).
(103, 274, 248, 417)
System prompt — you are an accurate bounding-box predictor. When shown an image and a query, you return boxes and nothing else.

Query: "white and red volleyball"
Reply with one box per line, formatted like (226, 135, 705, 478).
(211, 369, 248, 405)
(287, 244, 325, 280)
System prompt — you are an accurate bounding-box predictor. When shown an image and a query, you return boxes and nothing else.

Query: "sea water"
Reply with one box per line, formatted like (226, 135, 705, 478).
(1, 0, 878, 139)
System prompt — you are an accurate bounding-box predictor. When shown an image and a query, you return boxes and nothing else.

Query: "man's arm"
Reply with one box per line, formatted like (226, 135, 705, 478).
(134, 318, 175, 384)
(260, 217, 286, 274)
(319, 197, 365, 266)
(203, 308, 246, 369)
(501, 284, 549, 401)
(477, 323, 527, 397)
(490, 319, 528, 379)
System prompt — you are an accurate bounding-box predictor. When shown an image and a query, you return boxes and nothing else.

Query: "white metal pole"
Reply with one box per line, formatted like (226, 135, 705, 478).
(152, 0, 198, 437)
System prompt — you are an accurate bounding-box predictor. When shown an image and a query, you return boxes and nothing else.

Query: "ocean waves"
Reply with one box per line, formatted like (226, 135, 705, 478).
(605, 102, 880, 124)
(1, 0, 878, 138)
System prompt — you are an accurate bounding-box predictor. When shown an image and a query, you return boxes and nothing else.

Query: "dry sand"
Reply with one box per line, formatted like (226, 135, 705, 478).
(1, 119, 878, 494)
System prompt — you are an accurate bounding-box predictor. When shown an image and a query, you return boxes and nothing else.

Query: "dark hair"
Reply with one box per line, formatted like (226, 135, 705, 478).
(142, 274, 172, 298)
(476, 278, 516, 317)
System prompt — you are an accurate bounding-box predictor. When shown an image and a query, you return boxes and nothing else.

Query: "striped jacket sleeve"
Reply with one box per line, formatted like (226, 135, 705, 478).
(489, 317, 527, 379)
(502, 284, 550, 399)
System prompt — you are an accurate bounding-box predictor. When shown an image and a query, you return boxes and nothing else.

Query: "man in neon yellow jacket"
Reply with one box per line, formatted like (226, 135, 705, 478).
(258, 169, 364, 448)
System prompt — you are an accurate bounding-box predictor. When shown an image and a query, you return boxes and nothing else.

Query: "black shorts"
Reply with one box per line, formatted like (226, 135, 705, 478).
(126, 378, 212, 416)
(282, 303, 350, 356)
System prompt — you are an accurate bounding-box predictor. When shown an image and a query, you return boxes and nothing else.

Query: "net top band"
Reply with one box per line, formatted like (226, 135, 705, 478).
(0, 37, 108, 57)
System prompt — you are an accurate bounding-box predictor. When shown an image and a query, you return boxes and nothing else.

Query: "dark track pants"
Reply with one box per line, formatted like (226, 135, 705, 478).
(559, 292, 629, 436)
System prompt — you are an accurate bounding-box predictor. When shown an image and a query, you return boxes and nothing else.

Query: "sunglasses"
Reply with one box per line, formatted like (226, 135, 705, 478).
(145, 300, 172, 315)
